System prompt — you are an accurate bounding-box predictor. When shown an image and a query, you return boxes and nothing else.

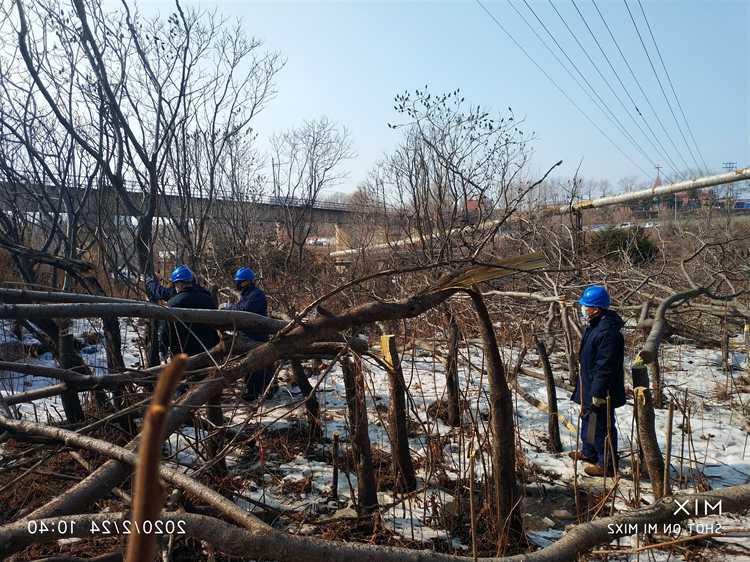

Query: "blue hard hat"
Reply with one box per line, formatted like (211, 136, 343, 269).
(579, 286, 611, 308)
(235, 268, 255, 281)
(171, 266, 194, 283)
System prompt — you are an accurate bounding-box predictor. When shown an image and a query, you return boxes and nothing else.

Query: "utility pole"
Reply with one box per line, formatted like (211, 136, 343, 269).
(723, 161, 737, 201)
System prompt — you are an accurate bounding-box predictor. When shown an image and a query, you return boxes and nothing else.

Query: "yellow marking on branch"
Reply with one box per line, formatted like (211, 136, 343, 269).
(634, 386, 648, 405)
(381, 334, 396, 370)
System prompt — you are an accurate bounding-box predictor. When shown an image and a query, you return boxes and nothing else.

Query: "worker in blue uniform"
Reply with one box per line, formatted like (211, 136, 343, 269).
(220, 268, 276, 400)
(145, 266, 213, 303)
(144, 266, 214, 361)
(163, 267, 220, 358)
(569, 286, 626, 477)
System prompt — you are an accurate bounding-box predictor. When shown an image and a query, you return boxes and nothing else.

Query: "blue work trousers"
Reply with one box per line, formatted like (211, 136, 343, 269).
(579, 405, 619, 470)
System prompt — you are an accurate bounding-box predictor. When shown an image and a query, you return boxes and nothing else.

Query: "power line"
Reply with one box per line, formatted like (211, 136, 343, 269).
(474, 0, 653, 178)
(589, 0, 692, 181)
(622, 0, 699, 177)
(637, 0, 708, 173)
(566, 0, 681, 181)
(511, 0, 655, 167)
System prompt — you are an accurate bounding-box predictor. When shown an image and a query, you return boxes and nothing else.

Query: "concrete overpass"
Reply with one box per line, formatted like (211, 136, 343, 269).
(1, 183, 365, 233)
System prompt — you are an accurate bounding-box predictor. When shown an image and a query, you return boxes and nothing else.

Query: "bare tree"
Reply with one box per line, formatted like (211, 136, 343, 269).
(377, 88, 541, 265)
(270, 117, 355, 273)
(0, 0, 282, 364)
(160, 20, 282, 273)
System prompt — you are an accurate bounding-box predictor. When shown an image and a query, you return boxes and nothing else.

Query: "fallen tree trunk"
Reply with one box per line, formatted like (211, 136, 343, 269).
(0, 288, 148, 305)
(9, 288, 456, 534)
(142, 334, 369, 375)
(639, 289, 706, 364)
(0, 415, 271, 534)
(0, 303, 287, 334)
(2, 484, 747, 562)
(3, 383, 69, 406)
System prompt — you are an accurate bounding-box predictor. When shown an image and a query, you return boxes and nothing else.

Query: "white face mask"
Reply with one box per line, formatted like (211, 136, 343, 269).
(581, 306, 589, 319)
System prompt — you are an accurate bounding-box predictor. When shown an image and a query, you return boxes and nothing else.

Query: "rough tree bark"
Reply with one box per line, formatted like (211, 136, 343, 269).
(632, 362, 666, 498)
(444, 317, 461, 427)
(382, 335, 417, 493)
(534, 335, 562, 453)
(341, 356, 379, 512)
(465, 289, 523, 542)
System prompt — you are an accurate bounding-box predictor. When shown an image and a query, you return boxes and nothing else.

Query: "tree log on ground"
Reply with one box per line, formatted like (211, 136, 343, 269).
(2, 485, 747, 562)
(0, 303, 287, 334)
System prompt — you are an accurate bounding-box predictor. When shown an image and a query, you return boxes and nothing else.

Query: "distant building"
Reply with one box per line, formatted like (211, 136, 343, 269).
(465, 197, 488, 212)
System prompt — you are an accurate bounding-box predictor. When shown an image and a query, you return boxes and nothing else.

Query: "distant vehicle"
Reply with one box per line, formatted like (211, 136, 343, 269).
(615, 222, 635, 229)
(305, 237, 331, 246)
(644, 222, 661, 228)
(588, 224, 606, 231)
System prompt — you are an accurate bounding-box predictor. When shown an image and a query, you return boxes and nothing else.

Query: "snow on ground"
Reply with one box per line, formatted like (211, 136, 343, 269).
(1, 317, 749, 560)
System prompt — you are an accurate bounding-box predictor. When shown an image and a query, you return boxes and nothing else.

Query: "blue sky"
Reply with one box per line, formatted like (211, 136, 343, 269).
(137, 0, 749, 195)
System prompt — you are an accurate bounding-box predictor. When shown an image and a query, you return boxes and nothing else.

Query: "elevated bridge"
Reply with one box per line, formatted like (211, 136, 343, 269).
(1, 184, 366, 233)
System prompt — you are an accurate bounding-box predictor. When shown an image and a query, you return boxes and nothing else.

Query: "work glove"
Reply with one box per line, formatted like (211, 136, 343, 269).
(219, 302, 231, 310)
(590, 397, 607, 417)
(139, 273, 154, 284)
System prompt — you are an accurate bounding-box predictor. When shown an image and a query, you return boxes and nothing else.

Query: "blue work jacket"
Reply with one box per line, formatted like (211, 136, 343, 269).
(229, 283, 269, 342)
(165, 286, 220, 357)
(147, 279, 212, 303)
(571, 309, 626, 409)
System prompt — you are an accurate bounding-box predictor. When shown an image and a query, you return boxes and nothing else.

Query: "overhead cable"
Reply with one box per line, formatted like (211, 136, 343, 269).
(622, 0, 699, 176)
(567, 0, 681, 180)
(517, 0, 662, 172)
(637, 0, 708, 173)
(474, 0, 653, 178)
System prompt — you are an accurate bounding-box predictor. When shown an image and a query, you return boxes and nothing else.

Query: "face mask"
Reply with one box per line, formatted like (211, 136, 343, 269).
(235, 281, 246, 291)
(581, 306, 588, 319)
